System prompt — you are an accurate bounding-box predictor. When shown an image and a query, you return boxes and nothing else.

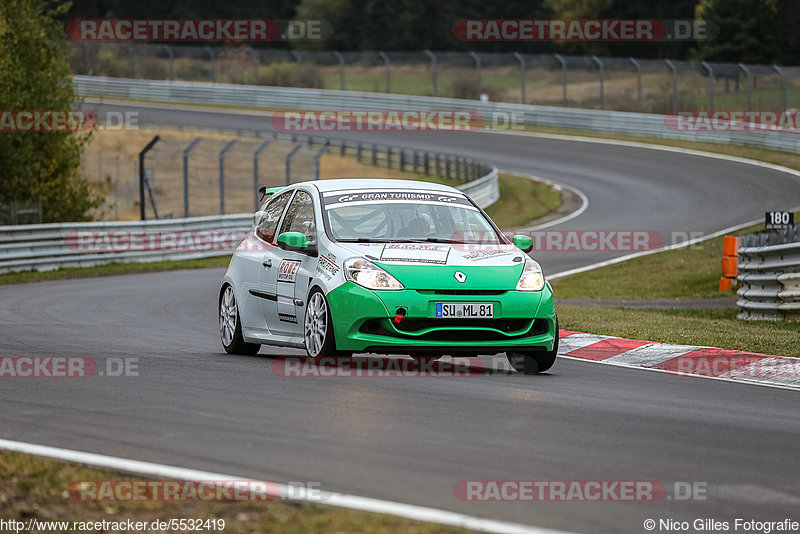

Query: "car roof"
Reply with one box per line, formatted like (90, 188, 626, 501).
(303, 178, 463, 194)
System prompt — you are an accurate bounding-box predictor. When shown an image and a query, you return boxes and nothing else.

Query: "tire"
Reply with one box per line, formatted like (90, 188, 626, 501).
(303, 289, 338, 358)
(506, 319, 559, 375)
(219, 285, 261, 355)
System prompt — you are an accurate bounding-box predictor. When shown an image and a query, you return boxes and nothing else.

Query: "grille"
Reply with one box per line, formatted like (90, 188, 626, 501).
(417, 290, 507, 296)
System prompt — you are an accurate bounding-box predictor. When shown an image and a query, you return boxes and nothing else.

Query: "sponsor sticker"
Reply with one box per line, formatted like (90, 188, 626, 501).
(379, 243, 450, 264)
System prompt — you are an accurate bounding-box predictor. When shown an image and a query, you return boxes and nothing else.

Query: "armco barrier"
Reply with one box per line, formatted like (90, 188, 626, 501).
(0, 170, 498, 274)
(736, 226, 800, 320)
(75, 76, 800, 154)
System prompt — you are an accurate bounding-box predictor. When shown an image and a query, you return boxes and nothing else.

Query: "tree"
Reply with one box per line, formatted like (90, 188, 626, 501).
(693, 0, 783, 64)
(0, 0, 104, 222)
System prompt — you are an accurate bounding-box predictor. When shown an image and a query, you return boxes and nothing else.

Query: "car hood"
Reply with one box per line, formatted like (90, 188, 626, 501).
(336, 242, 528, 290)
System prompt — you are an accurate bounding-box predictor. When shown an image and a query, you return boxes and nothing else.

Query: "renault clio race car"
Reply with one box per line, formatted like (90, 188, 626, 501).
(219, 179, 558, 374)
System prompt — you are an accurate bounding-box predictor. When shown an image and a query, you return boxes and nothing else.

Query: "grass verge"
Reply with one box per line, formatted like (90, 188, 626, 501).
(0, 256, 231, 285)
(485, 174, 562, 228)
(0, 450, 467, 534)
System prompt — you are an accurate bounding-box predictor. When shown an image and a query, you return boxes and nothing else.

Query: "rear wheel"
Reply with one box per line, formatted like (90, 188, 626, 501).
(220, 285, 261, 355)
(506, 319, 559, 374)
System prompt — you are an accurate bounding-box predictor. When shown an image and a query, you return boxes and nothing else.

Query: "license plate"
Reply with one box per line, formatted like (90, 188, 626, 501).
(435, 302, 494, 318)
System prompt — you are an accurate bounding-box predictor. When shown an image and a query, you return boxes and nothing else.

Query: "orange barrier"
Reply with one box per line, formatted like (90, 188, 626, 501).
(719, 236, 741, 291)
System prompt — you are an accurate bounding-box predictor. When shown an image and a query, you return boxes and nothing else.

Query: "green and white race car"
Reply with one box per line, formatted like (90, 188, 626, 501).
(219, 178, 558, 373)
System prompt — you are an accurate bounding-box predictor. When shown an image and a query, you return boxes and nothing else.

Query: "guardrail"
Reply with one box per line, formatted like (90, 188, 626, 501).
(0, 169, 498, 274)
(736, 226, 800, 320)
(76, 76, 800, 155)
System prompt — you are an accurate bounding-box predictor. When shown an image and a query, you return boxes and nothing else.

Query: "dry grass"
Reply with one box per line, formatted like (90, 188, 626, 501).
(84, 127, 436, 221)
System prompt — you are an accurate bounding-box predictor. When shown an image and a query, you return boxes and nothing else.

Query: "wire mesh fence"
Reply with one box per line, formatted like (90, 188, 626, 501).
(70, 43, 800, 113)
(77, 129, 491, 222)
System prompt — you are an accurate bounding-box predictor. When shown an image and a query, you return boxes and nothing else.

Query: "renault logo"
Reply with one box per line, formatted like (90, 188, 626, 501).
(454, 271, 467, 283)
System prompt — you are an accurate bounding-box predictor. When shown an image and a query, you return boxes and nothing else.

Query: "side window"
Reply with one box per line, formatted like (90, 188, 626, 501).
(279, 190, 316, 244)
(257, 191, 293, 243)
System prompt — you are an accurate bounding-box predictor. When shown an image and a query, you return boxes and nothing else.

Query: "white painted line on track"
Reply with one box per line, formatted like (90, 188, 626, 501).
(0, 438, 574, 534)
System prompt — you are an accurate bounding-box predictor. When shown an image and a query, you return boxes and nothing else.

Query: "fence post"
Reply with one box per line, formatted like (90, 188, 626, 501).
(219, 140, 236, 215)
(554, 53, 567, 106)
(313, 144, 330, 181)
(469, 51, 482, 99)
(160, 45, 174, 80)
(664, 59, 678, 112)
(629, 57, 642, 112)
(138, 135, 160, 221)
(424, 49, 437, 96)
(513, 52, 526, 104)
(773, 65, 787, 111)
(204, 46, 216, 82)
(124, 44, 136, 78)
(83, 43, 94, 75)
(182, 137, 203, 217)
(591, 55, 604, 110)
(253, 139, 270, 211)
(738, 63, 752, 112)
(332, 50, 345, 90)
(285, 144, 302, 186)
(701, 61, 714, 112)
(378, 51, 391, 93)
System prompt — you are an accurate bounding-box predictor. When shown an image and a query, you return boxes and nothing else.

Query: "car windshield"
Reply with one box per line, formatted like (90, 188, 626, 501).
(321, 189, 502, 244)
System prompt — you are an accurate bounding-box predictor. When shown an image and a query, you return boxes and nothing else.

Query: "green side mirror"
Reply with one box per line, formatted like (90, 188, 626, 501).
(512, 234, 533, 253)
(277, 231, 308, 249)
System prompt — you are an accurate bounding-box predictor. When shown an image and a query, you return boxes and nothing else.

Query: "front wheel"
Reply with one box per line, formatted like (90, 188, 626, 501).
(506, 320, 559, 374)
(303, 290, 338, 358)
(220, 285, 261, 355)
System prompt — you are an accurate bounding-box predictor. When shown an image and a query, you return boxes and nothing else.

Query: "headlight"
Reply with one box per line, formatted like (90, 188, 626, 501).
(516, 259, 545, 291)
(344, 258, 404, 290)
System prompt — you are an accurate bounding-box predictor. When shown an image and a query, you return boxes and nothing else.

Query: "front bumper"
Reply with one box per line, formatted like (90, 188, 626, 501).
(327, 281, 557, 355)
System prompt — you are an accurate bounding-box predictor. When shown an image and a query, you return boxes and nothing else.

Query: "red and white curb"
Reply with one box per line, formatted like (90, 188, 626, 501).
(558, 330, 800, 390)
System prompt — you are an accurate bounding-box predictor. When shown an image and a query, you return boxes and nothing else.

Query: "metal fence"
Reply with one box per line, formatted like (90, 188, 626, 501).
(0, 201, 42, 226)
(124, 129, 492, 221)
(70, 43, 800, 113)
(75, 76, 800, 155)
(737, 225, 800, 321)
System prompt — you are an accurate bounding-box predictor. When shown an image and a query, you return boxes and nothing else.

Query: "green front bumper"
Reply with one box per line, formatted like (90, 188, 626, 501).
(326, 281, 556, 355)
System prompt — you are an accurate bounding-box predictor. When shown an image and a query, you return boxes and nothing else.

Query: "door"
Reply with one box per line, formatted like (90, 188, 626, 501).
(249, 190, 294, 334)
(267, 189, 319, 337)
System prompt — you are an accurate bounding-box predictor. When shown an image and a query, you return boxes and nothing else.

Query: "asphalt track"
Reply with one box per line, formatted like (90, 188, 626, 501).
(1, 102, 799, 533)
